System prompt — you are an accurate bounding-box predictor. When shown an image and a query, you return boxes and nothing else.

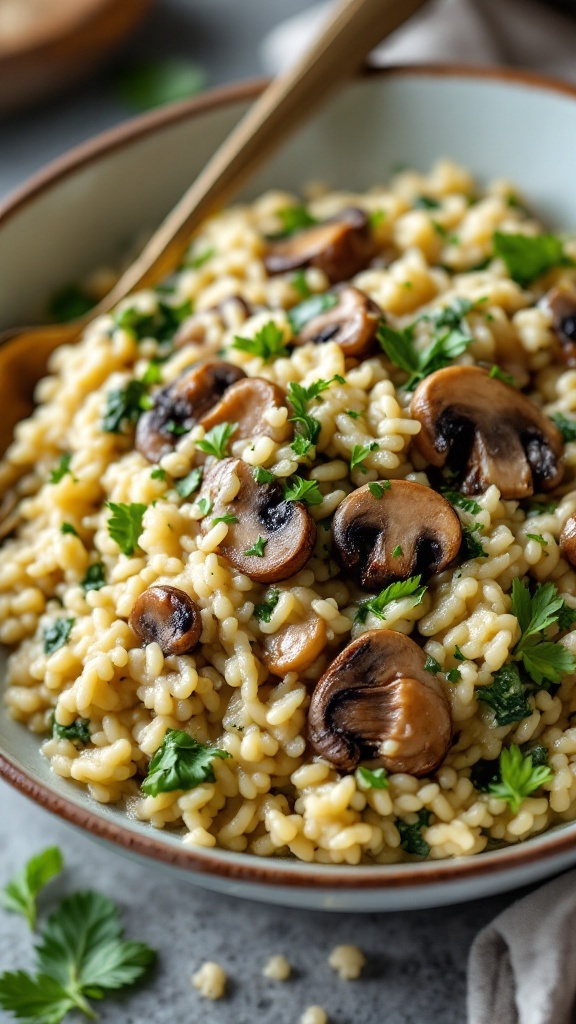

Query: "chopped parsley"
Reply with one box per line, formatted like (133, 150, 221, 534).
(492, 230, 573, 287)
(165, 420, 189, 436)
(446, 667, 462, 684)
(212, 514, 238, 526)
(275, 205, 318, 236)
(413, 195, 441, 210)
(283, 475, 323, 505)
(254, 588, 280, 623)
(287, 376, 344, 456)
(489, 365, 516, 387)
(345, 409, 361, 420)
(368, 481, 388, 498)
(487, 744, 553, 813)
(196, 421, 237, 459)
(52, 717, 91, 747)
(396, 810, 431, 857)
(114, 297, 193, 343)
(552, 412, 576, 442)
(525, 499, 558, 518)
(43, 618, 74, 655)
(424, 655, 441, 675)
(377, 299, 474, 391)
(49, 454, 74, 484)
(462, 522, 488, 559)
(197, 497, 212, 517)
(60, 522, 78, 537)
(232, 321, 288, 362)
(454, 645, 465, 662)
(102, 379, 151, 434)
(244, 537, 268, 557)
(0, 846, 63, 930)
(141, 728, 230, 795)
(150, 467, 166, 481)
(175, 467, 202, 498)
(476, 662, 532, 726)
(48, 284, 95, 323)
(356, 766, 389, 789)
(253, 466, 276, 485)
(368, 209, 386, 228)
(187, 246, 215, 269)
(291, 269, 311, 298)
(392, 545, 403, 558)
(350, 441, 379, 473)
(81, 563, 106, 593)
(355, 575, 426, 624)
(526, 533, 548, 547)
(287, 292, 338, 335)
(106, 502, 147, 557)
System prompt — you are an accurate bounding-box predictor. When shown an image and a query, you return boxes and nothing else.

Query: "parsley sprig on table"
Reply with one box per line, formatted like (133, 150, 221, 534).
(377, 298, 475, 391)
(232, 321, 288, 362)
(0, 847, 62, 931)
(355, 576, 426, 624)
(141, 729, 230, 796)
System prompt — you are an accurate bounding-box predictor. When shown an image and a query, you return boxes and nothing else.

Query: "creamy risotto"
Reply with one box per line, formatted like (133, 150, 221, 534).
(3, 159, 576, 865)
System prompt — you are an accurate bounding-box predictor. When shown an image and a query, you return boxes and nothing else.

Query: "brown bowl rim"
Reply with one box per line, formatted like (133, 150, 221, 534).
(3, 62, 576, 891)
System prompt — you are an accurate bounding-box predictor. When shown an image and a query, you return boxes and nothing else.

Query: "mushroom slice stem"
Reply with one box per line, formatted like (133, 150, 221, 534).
(293, 285, 382, 359)
(265, 208, 375, 283)
(262, 613, 327, 677)
(544, 284, 576, 366)
(129, 585, 202, 655)
(332, 479, 461, 590)
(198, 377, 292, 444)
(410, 366, 564, 499)
(135, 360, 246, 464)
(199, 458, 316, 583)
(308, 629, 452, 775)
(560, 516, 576, 568)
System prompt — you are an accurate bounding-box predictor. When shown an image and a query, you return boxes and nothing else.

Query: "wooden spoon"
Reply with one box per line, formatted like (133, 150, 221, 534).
(0, 0, 427, 528)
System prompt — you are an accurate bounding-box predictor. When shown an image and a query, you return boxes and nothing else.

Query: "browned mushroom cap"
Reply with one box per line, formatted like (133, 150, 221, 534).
(262, 612, 327, 677)
(545, 284, 576, 366)
(293, 286, 382, 359)
(200, 458, 316, 583)
(135, 360, 246, 463)
(129, 585, 202, 655)
(308, 629, 452, 775)
(411, 366, 564, 499)
(332, 480, 461, 590)
(198, 377, 292, 444)
(265, 208, 375, 284)
(560, 516, 576, 567)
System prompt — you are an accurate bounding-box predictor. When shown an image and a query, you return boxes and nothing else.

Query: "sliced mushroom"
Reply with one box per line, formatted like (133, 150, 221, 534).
(411, 366, 564, 499)
(198, 377, 292, 445)
(265, 208, 375, 283)
(135, 360, 246, 463)
(332, 480, 461, 590)
(308, 629, 452, 775)
(262, 612, 327, 677)
(544, 284, 576, 366)
(200, 458, 316, 583)
(560, 516, 576, 568)
(293, 286, 382, 359)
(129, 585, 202, 655)
(175, 296, 252, 349)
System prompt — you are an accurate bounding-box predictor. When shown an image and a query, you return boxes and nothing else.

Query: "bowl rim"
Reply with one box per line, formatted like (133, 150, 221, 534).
(3, 62, 576, 890)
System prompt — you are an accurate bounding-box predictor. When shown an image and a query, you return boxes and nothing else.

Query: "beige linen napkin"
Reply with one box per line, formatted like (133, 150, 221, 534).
(468, 869, 576, 1024)
(262, 4, 576, 1023)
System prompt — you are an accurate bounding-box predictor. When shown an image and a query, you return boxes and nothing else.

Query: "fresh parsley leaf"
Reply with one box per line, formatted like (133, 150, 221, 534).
(0, 848, 63, 930)
(511, 579, 564, 643)
(487, 744, 553, 813)
(552, 412, 576, 442)
(175, 467, 202, 498)
(462, 523, 488, 559)
(291, 433, 314, 458)
(454, 645, 465, 661)
(254, 588, 280, 623)
(509, 579, 576, 686)
(150, 467, 166, 481)
(469, 758, 501, 792)
(392, 544, 403, 558)
(557, 601, 576, 631)
(287, 293, 338, 335)
(423, 298, 474, 330)
(355, 576, 426, 624)
(520, 642, 576, 688)
(275, 205, 318, 236)
(114, 298, 193, 343)
(291, 269, 311, 298)
(526, 533, 548, 546)
(49, 454, 74, 485)
(350, 441, 379, 473)
(81, 563, 106, 593)
(446, 667, 462, 684)
(60, 523, 78, 537)
(414, 195, 441, 210)
(187, 247, 215, 269)
(489, 365, 516, 387)
(441, 489, 482, 515)
(368, 209, 386, 228)
(52, 717, 91, 747)
(165, 420, 189, 436)
(48, 284, 95, 323)
(377, 307, 473, 391)
(197, 497, 212, 517)
(43, 619, 74, 655)
(118, 58, 205, 110)
(476, 662, 531, 726)
(140, 361, 163, 386)
(346, 409, 361, 420)
(232, 321, 288, 362)
(106, 502, 147, 557)
(283, 476, 323, 505)
(244, 537, 267, 557)
(212, 514, 238, 526)
(424, 655, 441, 674)
(521, 742, 549, 768)
(524, 499, 558, 518)
(253, 467, 275, 485)
(356, 766, 389, 789)
(368, 481, 386, 498)
(493, 230, 573, 287)
(141, 729, 230, 795)
(287, 376, 344, 453)
(102, 380, 150, 434)
(396, 810, 431, 857)
(196, 422, 236, 459)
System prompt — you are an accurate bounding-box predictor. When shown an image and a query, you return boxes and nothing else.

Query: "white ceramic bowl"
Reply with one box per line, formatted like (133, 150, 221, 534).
(3, 66, 576, 911)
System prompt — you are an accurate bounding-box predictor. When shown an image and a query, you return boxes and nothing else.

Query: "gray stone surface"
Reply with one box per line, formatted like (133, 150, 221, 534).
(0, 1, 527, 1020)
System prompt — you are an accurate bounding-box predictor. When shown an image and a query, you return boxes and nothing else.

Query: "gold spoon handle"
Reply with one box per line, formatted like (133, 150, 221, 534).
(96, 0, 428, 311)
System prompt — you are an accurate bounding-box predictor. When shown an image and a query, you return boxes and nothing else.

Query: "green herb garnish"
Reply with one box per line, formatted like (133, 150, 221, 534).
(477, 662, 532, 726)
(275, 205, 318, 236)
(49, 454, 74, 485)
(487, 744, 553, 813)
(232, 321, 288, 362)
(493, 230, 573, 287)
(48, 284, 94, 323)
(356, 766, 389, 789)
(244, 537, 268, 557)
(60, 523, 78, 537)
(106, 502, 147, 557)
(81, 563, 106, 593)
(253, 467, 276, 485)
(552, 412, 576, 442)
(350, 441, 379, 473)
(355, 575, 426, 624)
(283, 475, 323, 505)
(43, 618, 74, 655)
(52, 717, 91, 747)
(254, 588, 280, 623)
(175, 467, 202, 499)
(396, 810, 431, 857)
(196, 422, 237, 459)
(141, 729, 230, 796)
(287, 293, 338, 335)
